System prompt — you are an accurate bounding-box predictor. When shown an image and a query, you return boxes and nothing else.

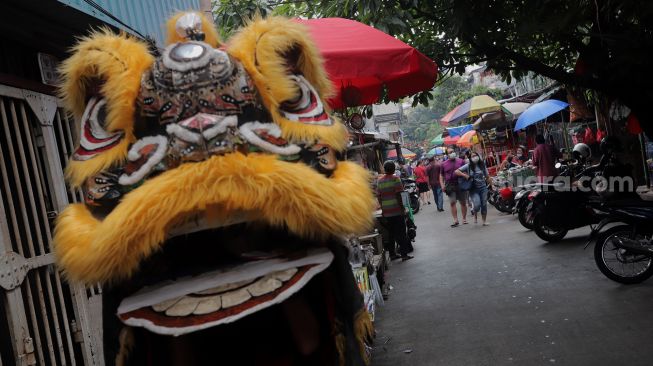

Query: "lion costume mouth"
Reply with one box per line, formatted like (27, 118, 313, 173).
(117, 247, 333, 336)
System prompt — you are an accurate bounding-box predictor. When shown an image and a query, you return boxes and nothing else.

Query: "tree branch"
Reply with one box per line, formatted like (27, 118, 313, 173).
(469, 41, 606, 92)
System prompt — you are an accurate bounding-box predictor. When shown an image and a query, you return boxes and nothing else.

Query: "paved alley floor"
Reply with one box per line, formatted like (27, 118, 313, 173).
(371, 202, 653, 366)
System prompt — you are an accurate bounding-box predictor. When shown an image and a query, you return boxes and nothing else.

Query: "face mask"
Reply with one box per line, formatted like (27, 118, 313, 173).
(472, 156, 480, 163)
(448, 153, 457, 159)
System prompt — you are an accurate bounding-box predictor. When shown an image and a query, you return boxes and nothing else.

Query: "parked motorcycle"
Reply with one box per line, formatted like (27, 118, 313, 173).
(489, 176, 514, 213)
(589, 203, 653, 284)
(402, 178, 420, 214)
(514, 160, 579, 230)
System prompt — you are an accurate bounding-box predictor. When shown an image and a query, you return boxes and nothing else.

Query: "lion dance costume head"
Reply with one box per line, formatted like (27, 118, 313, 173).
(54, 12, 375, 366)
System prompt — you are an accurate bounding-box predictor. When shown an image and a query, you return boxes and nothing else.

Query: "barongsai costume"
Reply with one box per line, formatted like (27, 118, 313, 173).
(54, 12, 375, 366)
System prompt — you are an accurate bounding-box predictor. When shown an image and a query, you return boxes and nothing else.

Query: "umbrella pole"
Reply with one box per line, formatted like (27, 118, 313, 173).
(561, 111, 570, 152)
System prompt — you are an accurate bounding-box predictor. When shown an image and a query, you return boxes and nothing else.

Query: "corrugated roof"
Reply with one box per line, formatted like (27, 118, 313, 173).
(58, 0, 201, 47)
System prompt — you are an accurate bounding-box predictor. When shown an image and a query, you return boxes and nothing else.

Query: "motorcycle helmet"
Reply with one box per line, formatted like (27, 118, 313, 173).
(600, 136, 622, 154)
(572, 143, 591, 160)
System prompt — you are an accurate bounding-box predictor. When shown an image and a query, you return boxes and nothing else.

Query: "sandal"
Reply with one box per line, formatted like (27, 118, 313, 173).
(462, 220, 468, 225)
(451, 222, 459, 227)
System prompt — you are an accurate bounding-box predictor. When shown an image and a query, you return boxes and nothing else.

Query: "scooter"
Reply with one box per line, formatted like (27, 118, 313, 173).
(401, 178, 420, 214)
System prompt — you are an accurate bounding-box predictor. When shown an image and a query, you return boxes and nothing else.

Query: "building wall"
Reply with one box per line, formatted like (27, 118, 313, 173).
(58, 0, 202, 47)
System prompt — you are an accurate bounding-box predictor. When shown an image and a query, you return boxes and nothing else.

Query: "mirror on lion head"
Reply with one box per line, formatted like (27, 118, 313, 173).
(55, 11, 375, 366)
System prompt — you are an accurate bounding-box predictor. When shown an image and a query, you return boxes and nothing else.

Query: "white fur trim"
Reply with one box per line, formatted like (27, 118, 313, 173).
(239, 122, 301, 155)
(165, 124, 202, 143)
(202, 115, 238, 140)
(118, 135, 168, 186)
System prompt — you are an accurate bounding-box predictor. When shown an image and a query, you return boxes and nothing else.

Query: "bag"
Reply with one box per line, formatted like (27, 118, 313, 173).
(458, 176, 472, 191)
(444, 181, 457, 195)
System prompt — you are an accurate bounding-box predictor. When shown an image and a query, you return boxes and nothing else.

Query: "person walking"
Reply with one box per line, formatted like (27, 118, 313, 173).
(440, 148, 467, 227)
(456, 151, 491, 226)
(532, 134, 561, 183)
(376, 161, 414, 261)
(426, 157, 444, 212)
(414, 160, 431, 205)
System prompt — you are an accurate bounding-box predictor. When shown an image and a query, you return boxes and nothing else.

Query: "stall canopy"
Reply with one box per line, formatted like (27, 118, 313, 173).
(387, 147, 416, 160)
(514, 99, 569, 131)
(443, 135, 460, 145)
(446, 124, 474, 137)
(456, 130, 478, 147)
(431, 133, 444, 145)
(473, 102, 530, 130)
(297, 18, 438, 109)
(426, 147, 445, 156)
(440, 95, 505, 125)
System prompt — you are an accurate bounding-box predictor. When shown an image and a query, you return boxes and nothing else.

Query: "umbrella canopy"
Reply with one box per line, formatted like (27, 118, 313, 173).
(431, 133, 444, 145)
(446, 124, 474, 137)
(514, 99, 569, 131)
(426, 147, 445, 156)
(387, 147, 416, 160)
(441, 95, 504, 125)
(473, 102, 530, 130)
(439, 105, 460, 126)
(443, 135, 459, 146)
(456, 130, 478, 147)
(297, 18, 438, 109)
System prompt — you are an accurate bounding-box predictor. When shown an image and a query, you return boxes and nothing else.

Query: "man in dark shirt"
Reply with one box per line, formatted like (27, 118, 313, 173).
(426, 157, 444, 211)
(532, 134, 561, 183)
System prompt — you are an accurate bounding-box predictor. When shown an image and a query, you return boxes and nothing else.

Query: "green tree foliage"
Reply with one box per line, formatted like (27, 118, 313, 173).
(213, 0, 653, 137)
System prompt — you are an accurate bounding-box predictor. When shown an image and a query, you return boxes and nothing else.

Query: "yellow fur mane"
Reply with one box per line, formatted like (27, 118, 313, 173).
(54, 155, 375, 284)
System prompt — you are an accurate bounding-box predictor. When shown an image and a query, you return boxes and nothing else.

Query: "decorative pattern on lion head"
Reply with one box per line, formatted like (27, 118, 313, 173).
(55, 12, 375, 366)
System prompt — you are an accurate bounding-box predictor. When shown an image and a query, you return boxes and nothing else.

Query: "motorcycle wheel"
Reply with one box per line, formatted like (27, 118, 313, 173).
(495, 199, 513, 214)
(533, 214, 568, 242)
(518, 201, 535, 230)
(593, 225, 653, 284)
(410, 195, 420, 214)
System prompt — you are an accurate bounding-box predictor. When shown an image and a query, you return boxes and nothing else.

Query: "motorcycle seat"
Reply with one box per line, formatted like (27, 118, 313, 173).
(611, 206, 653, 221)
(602, 197, 653, 208)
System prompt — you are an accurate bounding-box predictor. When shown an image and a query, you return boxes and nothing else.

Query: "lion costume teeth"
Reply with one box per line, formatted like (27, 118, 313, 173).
(54, 11, 374, 366)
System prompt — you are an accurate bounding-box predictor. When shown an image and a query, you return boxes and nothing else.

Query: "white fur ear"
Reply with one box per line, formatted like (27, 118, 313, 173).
(118, 136, 168, 186)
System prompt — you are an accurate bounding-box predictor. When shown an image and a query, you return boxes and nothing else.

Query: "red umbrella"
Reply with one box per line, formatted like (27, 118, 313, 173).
(297, 18, 438, 109)
(443, 135, 460, 145)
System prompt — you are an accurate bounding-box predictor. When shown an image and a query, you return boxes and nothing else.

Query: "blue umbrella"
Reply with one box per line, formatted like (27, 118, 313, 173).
(426, 147, 445, 156)
(446, 124, 474, 137)
(514, 99, 569, 131)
